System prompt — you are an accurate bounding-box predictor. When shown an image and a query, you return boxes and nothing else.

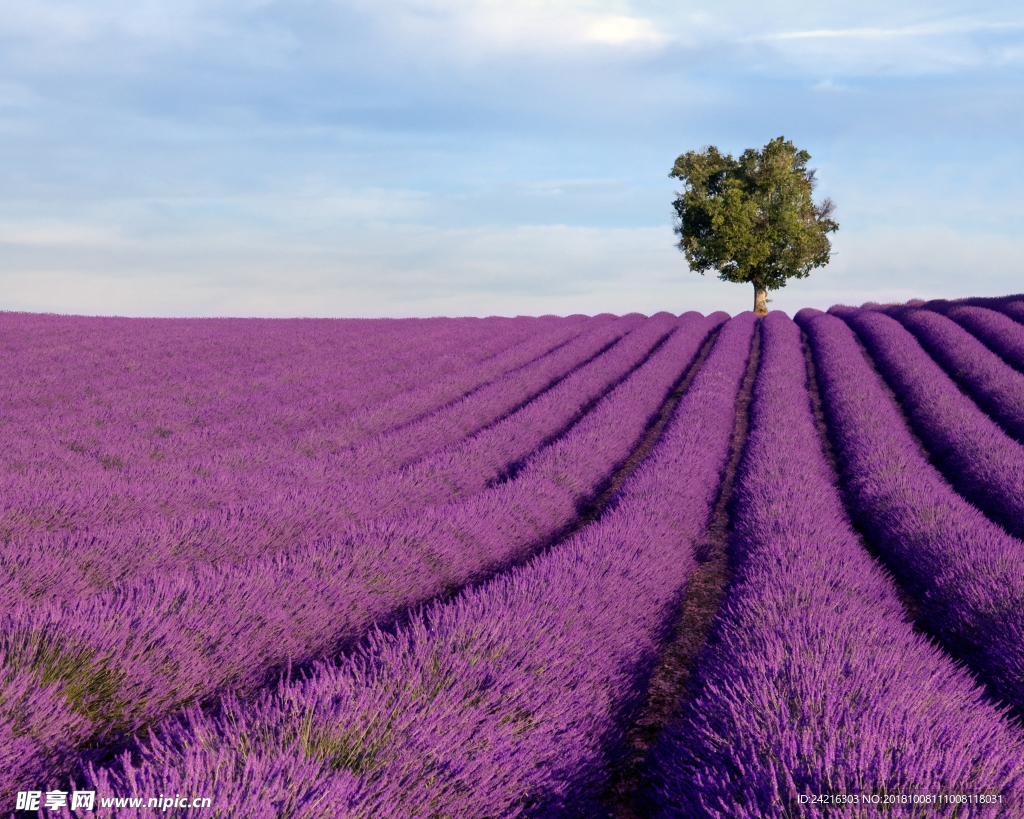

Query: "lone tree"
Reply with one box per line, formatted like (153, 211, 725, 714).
(670, 136, 838, 315)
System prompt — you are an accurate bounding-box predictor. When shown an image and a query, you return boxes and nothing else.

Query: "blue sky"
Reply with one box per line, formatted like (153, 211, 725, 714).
(1, 1, 1022, 317)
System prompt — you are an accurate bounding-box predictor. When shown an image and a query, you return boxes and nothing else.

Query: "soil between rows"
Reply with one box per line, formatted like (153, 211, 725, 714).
(601, 318, 762, 819)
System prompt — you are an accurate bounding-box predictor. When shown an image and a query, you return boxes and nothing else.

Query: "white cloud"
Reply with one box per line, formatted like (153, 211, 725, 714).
(583, 14, 665, 45)
(355, 0, 670, 56)
(763, 19, 1024, 41)
(742, 15, 1024, 75)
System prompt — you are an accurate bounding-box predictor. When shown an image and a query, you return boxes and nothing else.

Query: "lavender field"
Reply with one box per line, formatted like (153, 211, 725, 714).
(4, 297, 1024, 818)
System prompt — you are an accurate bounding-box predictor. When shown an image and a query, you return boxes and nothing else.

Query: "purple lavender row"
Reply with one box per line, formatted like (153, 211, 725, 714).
(939, 304, 1024, 375)
(321, 314, 609, 449)
(795, 308, 1024, 715)
(64, 314, 759, 819)
(247, 312, 689, 524)
(886, 308, 1024, 443)
(287, 316, 559, 417)
(645, 311, 1024, 819)
(915, 296, 1024, 322)
(0, 314, 594, 533)
(0, 315, 593, 572)
(325, 313, 649, 480)
(0, 313, 695, 597)
(0, 315, 584, 783)
(0, 314, 581, 540)
(860, 295, 1024, 315)
(0, 313, 550, 450)
(0, 310, 609, 566)
(877, 297, 1024, 360)
(833, 305, 1024, 542)
(2, 313, 722, 788)
(999, 300, 1024, 323)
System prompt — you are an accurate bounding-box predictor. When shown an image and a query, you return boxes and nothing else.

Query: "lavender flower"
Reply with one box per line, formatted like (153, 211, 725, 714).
(647, 310, 1024, 818)
(797, 307, 1024, 715)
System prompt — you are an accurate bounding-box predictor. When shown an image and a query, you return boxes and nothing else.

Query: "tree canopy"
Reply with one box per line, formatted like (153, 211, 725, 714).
(670, 136, 838, 315)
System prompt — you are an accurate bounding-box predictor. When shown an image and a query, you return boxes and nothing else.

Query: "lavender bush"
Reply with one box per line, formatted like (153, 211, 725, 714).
(4, 300, 1024, 818)
(797, 308, 1024, 716)
(325, 313, 647, 480)
(328, 315, 611, 446)
(1, 313, 723, 791)
(833, 305, 1024, 541)
(2, 311, 593, 532)
(286, 312, 689, 526)
(60, 316, 758, 819)
(0, 314, 591, 549)
(0, 314, 664, 597)
(998, 300, 1024, 324)
(646, 310, 1024, 818)
(888, 308, 1024, 443)
(943, 304, 1024, 375)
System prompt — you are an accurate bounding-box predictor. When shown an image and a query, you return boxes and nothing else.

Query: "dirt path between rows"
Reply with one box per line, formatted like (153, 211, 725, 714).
(601, 319, 762, 819)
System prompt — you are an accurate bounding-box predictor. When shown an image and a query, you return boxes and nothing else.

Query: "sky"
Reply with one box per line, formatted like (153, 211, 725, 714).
(1, 0, 1022, 318)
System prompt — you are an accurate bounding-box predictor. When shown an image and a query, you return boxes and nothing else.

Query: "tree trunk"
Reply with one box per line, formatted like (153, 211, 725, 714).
(753, 285, 768, 316)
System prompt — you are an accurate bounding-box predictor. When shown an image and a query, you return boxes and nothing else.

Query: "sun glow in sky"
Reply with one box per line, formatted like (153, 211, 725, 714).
(1, 0, 1022, 317)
